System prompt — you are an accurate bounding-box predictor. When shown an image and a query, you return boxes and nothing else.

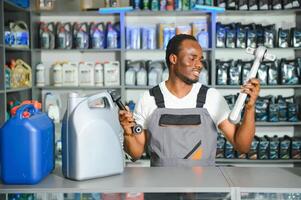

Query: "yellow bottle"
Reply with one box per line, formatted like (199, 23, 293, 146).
(10, 59, 32, 88)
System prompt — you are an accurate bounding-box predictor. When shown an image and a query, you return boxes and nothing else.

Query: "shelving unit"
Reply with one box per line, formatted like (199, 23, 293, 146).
(36, 86, 122, 90)
(32, 48, 122, 52)
(6, 87, 32, 93)
(215, 85, 301, 89)
(0, 0, 33, 127)
(0, 0, 4, 126)
(5, 46, 31, 51)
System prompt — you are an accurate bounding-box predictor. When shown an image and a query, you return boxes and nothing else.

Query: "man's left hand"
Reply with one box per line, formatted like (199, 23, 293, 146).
(240, 78, 260, 110)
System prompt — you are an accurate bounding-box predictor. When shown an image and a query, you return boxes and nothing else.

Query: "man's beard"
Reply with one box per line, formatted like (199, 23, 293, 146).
(175, 70, 199, 85)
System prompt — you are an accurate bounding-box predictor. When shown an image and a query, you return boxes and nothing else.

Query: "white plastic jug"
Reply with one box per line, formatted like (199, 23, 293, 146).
(78, 62, 94, 86)
(62, 92, 124, 180)
(36, 63, 45, 87)
(94, 62, 104, 87)
(104, 61, 120, 86)
(148, 68, 159, 86)
(162, 67, 169, 82)
(136, 67, 147, 86)
(62, 62, 78, 86)
(52, 63, 63, 87)
(199, 67, 208, 85)
(44, 92, 62, 123)
(125, 67, 136, 86)
(69, 62, 79, 86)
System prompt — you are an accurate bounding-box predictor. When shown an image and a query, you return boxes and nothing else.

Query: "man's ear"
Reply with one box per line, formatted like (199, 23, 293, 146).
(169, 54, 177, 65)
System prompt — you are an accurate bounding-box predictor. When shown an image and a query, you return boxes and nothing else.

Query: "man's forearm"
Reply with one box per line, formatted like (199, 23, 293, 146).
(234, 106, 256, 153)
(124, 131, 146, 160)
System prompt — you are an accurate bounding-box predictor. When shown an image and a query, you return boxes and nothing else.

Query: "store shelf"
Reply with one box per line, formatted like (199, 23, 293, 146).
(126, 48, 213, 52)
(6, 87, 32, 93)
(0, 90, 5, 94)
(36, 9, 301, 17)
(215, 85, 301, 89)
(35, 11, 117, 16)
(36, 86, 122, 90)
(216, 159, 301, 165)
(5, 46, 31, 51)
(3, 0, 30, 12)
(221, 8, 301, 16)
(216, 47, 301, 50)
(256, 121, 301, 126)
(33, 48, 122, 53)
(127, 10, 215, 16)
(125, 86, 153, 90)
(126, 85, 214, 89)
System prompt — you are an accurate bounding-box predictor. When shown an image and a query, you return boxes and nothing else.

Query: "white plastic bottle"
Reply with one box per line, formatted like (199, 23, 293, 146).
(69, 62, 79, 86)
(36, 63, 45, 87)
(78, 61, 94, 86)
(52, 63, 63, 87)
(62, 62, 78, 86)
(94, 62, 104, 87)
(148, 67, 159, 86)
(136, 67, 147, 86)
(125, 67, 136, 86)
(104, 61, 120, 86)
(199, 67, 208, 85)
(44, 92, 61, 123)
(162, 67, 169, 82)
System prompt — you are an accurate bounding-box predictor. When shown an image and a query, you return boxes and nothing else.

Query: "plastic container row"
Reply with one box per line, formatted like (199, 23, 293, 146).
(216, 58, 301, 85)
(36, 61, 120, 87)
(217, 135, 301, 160)
(216, 23, 301, 49)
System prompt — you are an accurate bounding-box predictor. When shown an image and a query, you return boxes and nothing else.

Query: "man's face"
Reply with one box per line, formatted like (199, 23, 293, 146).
(173, 40, 204, 85)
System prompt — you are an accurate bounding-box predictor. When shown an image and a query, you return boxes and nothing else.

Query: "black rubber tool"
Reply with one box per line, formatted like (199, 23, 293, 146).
(109, 90, 143, 135)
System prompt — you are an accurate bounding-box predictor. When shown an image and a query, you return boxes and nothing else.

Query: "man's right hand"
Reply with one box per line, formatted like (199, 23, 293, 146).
(118, 106, 135, 136)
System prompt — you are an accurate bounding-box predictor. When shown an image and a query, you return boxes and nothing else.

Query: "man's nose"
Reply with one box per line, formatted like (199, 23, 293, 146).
(195, 60, 203, 69)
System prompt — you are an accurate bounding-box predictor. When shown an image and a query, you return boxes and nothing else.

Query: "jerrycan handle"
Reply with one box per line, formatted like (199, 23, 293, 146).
(12, 21, 29, 31)
(16, 104, 38, 120)
(87, 91, 114, 110)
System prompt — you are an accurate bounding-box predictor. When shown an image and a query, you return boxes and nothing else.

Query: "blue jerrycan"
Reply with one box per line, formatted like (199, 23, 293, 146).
(0, 104, 55, 184)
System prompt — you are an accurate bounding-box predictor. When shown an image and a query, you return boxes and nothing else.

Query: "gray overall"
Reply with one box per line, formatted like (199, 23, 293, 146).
(147, 85, 218, 167)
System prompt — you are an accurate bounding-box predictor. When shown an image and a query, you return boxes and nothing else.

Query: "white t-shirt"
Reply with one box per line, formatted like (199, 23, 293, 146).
(134, 82, 230, 129)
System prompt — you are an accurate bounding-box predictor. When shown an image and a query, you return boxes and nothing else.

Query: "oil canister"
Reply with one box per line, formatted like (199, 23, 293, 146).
(36, 63, 45, 87)
(94, 62, 104, 86)
(78, 62, 94, 86)
(52, 63, 63, 87)
(0, 104, 54, 184)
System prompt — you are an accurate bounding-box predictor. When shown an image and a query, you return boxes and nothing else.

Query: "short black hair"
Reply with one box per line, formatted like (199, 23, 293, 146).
(165, 34, 198, 68)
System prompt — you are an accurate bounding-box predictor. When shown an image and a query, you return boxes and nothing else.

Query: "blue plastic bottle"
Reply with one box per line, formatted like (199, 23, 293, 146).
(106, 22, 118, 49)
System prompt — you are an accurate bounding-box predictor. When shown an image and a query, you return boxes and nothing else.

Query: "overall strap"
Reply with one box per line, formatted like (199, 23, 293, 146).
(196, 85, 209, 108)
(149, 85, 165, 108)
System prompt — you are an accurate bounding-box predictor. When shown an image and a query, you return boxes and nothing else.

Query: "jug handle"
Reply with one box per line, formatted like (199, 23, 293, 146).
(87, 91, 114, 110)
(13, 21, 29, 31)
(16, 104, 38, 120)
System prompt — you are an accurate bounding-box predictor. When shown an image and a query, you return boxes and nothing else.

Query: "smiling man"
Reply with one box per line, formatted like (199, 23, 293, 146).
(119, 34, 260, 167)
